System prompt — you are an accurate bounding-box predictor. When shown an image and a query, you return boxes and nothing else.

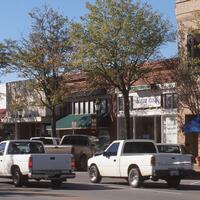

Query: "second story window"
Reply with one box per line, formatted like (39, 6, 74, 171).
(187, 33, 200, 58)
(162, 93, 177, 109)
(118, 97, 124, 111)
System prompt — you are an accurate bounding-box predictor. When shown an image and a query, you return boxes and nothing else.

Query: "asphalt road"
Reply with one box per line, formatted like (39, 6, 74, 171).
(1, 172, 200, 200)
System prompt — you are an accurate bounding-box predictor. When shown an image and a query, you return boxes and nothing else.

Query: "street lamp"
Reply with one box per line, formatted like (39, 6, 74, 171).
(15, 109, 23, 139)
(17, 109, 23, 120)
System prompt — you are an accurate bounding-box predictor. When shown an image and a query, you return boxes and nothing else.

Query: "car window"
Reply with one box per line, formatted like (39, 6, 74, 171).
(7, 142, 45, 154)
(123, 142, 157, 154)
(0, 143, 6, 155)
(61, 136, 89, 146)
(157, 145, 180, 153)
(106, 142, 120, 156)
(31, 138, 54, 145)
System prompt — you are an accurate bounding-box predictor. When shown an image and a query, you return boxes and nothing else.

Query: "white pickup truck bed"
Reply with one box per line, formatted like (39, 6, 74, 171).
(0, 140, 75, 187)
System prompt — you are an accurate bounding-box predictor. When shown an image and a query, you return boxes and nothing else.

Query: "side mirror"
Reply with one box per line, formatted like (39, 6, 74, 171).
(103, 151, 110, 157)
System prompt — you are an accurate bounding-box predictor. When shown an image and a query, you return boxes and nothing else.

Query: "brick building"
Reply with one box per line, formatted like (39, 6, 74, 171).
(176, 0, 200, 157)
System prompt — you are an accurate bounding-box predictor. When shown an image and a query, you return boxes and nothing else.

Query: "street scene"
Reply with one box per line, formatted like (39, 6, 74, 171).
(1, 0, 200, 199)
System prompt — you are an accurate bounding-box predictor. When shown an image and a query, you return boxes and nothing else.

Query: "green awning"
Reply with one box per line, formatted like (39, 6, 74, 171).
(46, 114, 92, 130)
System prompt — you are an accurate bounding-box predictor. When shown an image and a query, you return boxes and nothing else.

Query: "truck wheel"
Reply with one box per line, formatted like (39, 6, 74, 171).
(128, 167, 143, 188)
(51, 179, 62, 188)
(166, 177, 181, 188)
(89, 165, 102, 183)
(79, 155, 87, 171)
(12, 167, 23, 187)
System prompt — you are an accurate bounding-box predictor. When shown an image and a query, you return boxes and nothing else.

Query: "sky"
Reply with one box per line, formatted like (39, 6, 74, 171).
(0, 0, 177, 83)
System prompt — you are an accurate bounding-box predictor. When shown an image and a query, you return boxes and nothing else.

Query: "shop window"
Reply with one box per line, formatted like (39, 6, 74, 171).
(80, 102, 84, 114)
(74, 102, 79, 114)
(85, 102, 89, 114)
(187, 33, 200, 58)
(129, 96, 133, 111)
(162, 93, 177, 109)
(118, 97, 124, 111)
(101, 99, 107, 114)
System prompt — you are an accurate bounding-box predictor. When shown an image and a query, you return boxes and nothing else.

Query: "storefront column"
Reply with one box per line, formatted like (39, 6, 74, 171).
(133, 116, 136, 139)
(154, 116, 157, 142)
(15, 122, 20, 139)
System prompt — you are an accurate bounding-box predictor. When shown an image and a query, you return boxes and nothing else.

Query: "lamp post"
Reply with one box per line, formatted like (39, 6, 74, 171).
(95, 99, 101, 135)
(15, 109, 23, 139)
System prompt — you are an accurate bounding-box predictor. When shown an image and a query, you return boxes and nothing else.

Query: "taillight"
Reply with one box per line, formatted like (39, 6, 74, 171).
(28, 156, 33, 169)
(71, 158, 76, 170)
(151, 155, 156, 166)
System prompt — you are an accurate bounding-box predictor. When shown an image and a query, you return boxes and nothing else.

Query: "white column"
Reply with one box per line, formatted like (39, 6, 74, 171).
(154, 116, 157, 142)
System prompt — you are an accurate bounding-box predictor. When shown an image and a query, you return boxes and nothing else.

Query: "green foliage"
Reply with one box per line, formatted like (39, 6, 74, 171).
(9, 6, 74, 137)
(12, 6, 73, 109)
(71, 0, 174, 90)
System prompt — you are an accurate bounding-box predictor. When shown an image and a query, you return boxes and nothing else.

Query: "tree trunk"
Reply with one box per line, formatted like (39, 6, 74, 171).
(123, 90, 131, 139)
(51, 106, 57, 138)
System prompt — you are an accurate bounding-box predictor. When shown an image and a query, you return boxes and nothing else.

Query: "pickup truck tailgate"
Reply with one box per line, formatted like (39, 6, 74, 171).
(31, 154, 73, 171)
(154, 153, 193, 170)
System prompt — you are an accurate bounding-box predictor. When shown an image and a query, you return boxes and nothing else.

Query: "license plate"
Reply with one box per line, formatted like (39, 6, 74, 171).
(170, 170, 179, 176)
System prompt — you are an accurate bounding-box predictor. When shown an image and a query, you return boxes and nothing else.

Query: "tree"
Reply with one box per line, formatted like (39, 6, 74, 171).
(11, 6, 73, 137)
(0, 40, 14, 79)
(175, 11, 200, 117)
(70, 0, 175, 139)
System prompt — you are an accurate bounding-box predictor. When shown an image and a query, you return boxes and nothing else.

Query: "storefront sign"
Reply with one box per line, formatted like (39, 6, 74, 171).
(132, 94, 161, 109)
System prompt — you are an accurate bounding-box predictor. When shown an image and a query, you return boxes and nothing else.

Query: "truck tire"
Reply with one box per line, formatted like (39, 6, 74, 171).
(166, 177, 181, 188)
(128, 167, 143, 188)
(79, 155, 87, 171)
(12, 167, 23, 187)
(89, 165, 102, 183)
(51, 179, 62, 188)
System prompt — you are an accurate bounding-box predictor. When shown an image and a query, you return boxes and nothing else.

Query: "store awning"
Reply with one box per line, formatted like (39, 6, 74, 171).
(183, 115, 200, 133)
(46, 114, 92, 130)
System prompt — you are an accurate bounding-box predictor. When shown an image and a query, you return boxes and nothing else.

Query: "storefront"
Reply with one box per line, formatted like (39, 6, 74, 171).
(117, 83, 178, 143)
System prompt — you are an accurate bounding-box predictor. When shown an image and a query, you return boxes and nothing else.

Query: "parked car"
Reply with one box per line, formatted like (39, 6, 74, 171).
(45, 134, 95, 171)
(156, 143, 188, 154)
(88, 139, 193, 188)
(0, 140, 75, 187)
(30, 137, 60, 145)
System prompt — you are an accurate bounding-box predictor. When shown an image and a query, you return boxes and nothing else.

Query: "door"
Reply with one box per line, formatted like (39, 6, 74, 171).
(0, 142, 6, 175)
(98, 142, 120, 177)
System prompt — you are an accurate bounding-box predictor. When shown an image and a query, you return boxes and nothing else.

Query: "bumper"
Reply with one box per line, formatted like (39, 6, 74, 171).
(28, 172, 76, 180)
(152, 169, 195, 179)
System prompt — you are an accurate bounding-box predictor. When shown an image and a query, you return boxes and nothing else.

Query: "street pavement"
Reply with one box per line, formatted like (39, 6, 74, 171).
(1, 171, 200, 200)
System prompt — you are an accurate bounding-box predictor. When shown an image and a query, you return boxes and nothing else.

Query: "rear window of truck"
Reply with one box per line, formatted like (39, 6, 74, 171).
(61, 136, 90, 146)
(7, 142, 45, 154)
(123, 142, 157, 154)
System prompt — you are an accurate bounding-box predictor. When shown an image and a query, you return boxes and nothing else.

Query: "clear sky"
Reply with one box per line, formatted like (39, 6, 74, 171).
(0, 0, 177, 83)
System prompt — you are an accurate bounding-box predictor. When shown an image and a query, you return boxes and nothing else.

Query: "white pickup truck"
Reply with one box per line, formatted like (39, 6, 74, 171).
(88, 140, 194, 188)
(0, 140, 75, 187)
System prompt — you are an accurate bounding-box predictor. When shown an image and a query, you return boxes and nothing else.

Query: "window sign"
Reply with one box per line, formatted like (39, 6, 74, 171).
(163, 116, 177, 144)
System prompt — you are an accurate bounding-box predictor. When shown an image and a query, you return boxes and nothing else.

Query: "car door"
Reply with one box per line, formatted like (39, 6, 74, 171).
(0, 142, 6, 175)
(98, 142, 120, 177)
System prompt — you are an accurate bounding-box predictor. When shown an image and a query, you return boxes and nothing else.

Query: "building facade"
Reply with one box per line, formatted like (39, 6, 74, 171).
(176, 0, 200, 157)
(116, 60, 178, 144)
